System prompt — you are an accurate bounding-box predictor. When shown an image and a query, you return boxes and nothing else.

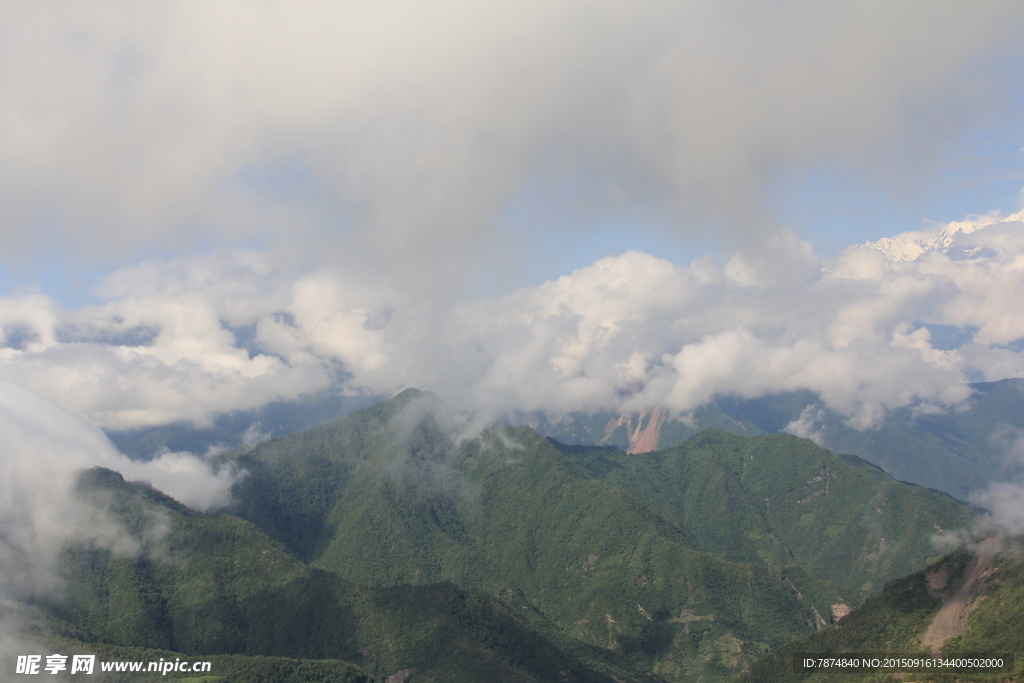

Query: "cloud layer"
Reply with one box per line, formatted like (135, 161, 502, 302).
(0, 379, 241, 604)
(2, 3, 1024, 434)
(2, 2, 1023, 291)
(1, 211, 1022, 430)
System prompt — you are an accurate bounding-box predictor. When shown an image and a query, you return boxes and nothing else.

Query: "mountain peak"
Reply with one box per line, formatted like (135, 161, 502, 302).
(864, 210, 1024, 262)
(390, 387, 441, 406)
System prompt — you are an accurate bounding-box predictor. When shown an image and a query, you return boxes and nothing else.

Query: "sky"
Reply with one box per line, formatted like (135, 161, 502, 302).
(0, 1, 1024, 436)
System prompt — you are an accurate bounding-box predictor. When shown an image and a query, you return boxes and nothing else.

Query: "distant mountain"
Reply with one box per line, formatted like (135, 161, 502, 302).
(525, 379, 1024, 500)
(863, 210, 1023, 262)
(104, 376, 1024, 502)
(516, 405, 762, 454)
(549, 430, 972, 599)
(104, 389, 382, 460)
(735, 538, 1022, 682)
(717, 379, 1024, 499)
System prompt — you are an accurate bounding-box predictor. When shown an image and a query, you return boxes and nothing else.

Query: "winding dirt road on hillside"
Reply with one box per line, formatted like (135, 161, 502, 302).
(920, 537, 1001, 656)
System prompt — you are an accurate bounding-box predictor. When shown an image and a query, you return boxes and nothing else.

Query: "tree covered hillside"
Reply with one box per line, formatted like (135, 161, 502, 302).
(38, 389, 981, 683)
(41, 467, 648, 683)
(735, 538, 1024, 683)
(551, 430, 972, 599)
(213, 389, 971, 682)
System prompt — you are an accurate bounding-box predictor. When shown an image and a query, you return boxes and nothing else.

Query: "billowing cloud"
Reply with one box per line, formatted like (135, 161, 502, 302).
(4, 2, 1024, 432)
(0, 252, 331, 429)
(2, 2, 1023, 293)
(0, 379, 241, 603)
(942, 427, 1024, 543)
(1, 211, 1022, 431)
(5, 1, 1024, 660)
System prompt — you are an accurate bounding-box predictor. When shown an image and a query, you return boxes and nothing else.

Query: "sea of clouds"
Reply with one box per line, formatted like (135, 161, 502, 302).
(1, 211, 1022, 432)
(3, 1, 1023, 432)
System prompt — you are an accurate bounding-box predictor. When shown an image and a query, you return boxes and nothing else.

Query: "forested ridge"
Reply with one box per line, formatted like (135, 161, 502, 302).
(36, 390, 981, 682)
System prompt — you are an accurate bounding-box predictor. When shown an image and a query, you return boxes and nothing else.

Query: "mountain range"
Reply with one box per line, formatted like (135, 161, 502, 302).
(26, 388, 993, 682)
(526, 379, 1024, 501)
(107, 380, 1024, 501)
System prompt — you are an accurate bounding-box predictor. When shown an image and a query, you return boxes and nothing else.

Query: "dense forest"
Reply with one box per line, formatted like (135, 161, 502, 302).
(21, 390, 1004, 682)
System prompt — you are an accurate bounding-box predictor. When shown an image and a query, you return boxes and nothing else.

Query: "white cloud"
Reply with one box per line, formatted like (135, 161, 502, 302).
(1, 212, 1021, 431)
(1, 2, 1023, 292)
(129, 450, 242, 511)
(0, 379, 242, 607)
(0, 252, 331, 429)
(241, 423, 271, 450)
(2, 3, 1023, 432)
(784, 406, 828, 446)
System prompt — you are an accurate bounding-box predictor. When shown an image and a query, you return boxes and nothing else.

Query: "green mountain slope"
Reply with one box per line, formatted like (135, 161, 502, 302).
(50, 388, 983, 682)
(42, 467, 647, 683)
(734, 539, 1024, 682)
(550, 430, 973, 599)
(222, 390, 850, 682)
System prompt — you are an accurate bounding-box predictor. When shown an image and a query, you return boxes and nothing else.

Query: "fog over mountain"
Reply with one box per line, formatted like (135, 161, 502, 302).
(0, 379, 240, 659)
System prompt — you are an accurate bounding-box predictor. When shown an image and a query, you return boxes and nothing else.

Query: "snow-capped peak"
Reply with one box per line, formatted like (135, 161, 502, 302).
(865, 210, 1024, 262)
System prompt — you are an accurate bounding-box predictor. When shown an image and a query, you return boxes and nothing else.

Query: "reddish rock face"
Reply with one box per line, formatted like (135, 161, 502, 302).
(627, 407, 664, 454)
(597, 408, 665, 454)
